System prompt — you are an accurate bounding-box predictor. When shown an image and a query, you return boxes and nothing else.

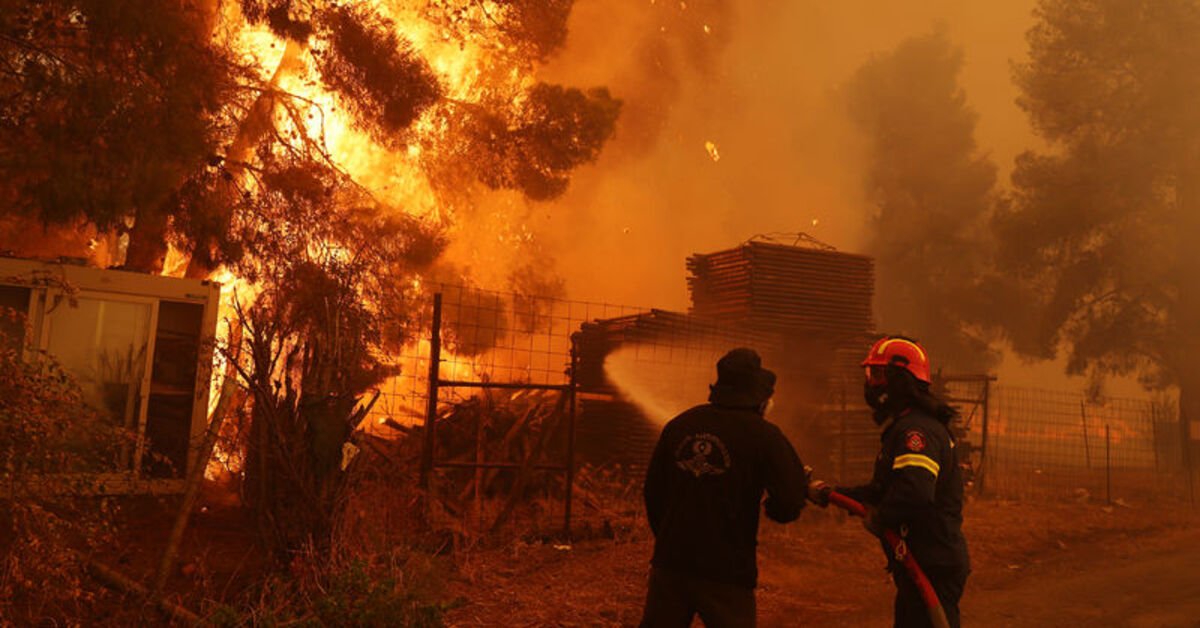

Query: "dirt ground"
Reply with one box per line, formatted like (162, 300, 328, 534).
(442, 498, 1200, 627)
(65, 489, 1200, 626)
(964, 531, 1200, 627)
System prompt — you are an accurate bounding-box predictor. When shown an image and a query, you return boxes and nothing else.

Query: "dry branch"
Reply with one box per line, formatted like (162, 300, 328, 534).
(86, 560, 201, 625)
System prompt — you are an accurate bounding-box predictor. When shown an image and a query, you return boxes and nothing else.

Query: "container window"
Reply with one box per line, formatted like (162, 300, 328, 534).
(43, 295, 152, 472)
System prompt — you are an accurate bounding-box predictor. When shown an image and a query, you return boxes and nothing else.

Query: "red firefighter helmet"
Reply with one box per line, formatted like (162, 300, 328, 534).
(862, 336, 932, 384)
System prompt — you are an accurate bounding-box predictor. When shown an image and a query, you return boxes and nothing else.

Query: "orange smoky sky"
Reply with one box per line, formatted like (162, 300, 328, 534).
(534, 0, 1038, 308)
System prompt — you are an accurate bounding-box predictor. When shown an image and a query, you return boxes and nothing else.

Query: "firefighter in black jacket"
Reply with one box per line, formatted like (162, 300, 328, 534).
(639, 347, 808, 628)
(811, 336, 970, 628)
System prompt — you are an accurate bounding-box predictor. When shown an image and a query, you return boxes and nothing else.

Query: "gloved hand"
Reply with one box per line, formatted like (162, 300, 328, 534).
(862, 505, 883, 538)
(807, 479, 832, 507)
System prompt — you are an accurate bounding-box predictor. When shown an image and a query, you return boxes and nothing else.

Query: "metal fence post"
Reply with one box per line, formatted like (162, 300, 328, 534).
(474, 395, 485, 532)
(563, 338, 578, 540)
(979, 379, 991, 495)
(1152, 419, 1160, 472)
(420, 293, 442, 490)
(839, 378, 848, 484)
(1105, 423, 1112, 505)
(1081, 401, 1092, 469)
(1183, 407, 1196, 507)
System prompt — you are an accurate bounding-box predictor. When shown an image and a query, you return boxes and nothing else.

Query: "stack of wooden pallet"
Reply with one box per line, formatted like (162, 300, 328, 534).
(686, 240, 874, 342)
(686, 240, 879, 476)
(572, 239, 879, 472)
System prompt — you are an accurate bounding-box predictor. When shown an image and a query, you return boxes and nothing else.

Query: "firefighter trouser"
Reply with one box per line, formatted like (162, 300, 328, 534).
(639, 567, 755, 628)
(892, 564, 969, 628)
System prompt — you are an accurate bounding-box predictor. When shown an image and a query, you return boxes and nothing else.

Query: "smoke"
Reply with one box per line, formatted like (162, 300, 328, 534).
(844, 28, 1000, 373)
(526, 0, 1162, 398)
(603, 344, 723, 426)
(532, 0, 1038, 308)
(530, 1, 1150, 396)
(341, 0, 1146, 399)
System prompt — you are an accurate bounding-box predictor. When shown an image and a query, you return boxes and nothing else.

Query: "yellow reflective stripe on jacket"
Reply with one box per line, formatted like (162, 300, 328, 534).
(892, 453, 940, 477)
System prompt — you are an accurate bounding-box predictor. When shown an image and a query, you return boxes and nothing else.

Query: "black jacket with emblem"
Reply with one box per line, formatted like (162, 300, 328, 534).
(842, 408, 969, 570)
(643, 400, 807, 589)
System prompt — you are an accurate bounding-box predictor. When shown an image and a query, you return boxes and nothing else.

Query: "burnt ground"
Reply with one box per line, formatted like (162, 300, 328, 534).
(442, 499, 1200, 627)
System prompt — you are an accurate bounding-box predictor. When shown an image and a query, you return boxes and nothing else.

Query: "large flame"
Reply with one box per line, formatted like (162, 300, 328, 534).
(221, 2, 524, 222)
(198, 2, 548, 473)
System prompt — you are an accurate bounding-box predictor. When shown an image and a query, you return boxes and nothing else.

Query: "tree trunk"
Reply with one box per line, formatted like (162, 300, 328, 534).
(1175, 307, 1200, 479)
(1175, 158, 1200, 473)
(124, 0, 222, 275)
(183, 38, 308, 279)
(123, 206, 169, 273)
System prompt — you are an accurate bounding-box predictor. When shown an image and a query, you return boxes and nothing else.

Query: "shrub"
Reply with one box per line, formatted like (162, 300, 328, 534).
(0, 336, 126, 622)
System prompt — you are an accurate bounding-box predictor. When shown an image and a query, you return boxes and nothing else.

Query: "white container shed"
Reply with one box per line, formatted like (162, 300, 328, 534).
(1, 256, 221, 494)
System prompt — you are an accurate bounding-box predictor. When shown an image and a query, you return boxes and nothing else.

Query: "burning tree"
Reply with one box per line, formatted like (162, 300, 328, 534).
(0, 0, 619, 273)
(0, 0, 246, 269)
(998, 0, 1200, 415)
(218, 157, 443, 554)
(844, 30, 1000, 372)
(1, 0, 621, 556)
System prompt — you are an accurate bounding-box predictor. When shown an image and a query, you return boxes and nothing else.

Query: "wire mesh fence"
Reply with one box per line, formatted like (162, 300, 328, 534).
(982, 386, 1192, 502)
(816, 376, 881, 486)
(366, 284, 645, 432)
(367, 284, 650, 538)
(368, 285, 835, 536)
(366, 285, 1196, 540)
(815, 378, 1194, 505)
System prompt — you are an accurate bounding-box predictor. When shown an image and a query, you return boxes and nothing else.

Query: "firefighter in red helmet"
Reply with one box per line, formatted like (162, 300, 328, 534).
(811, 336, 970, 628)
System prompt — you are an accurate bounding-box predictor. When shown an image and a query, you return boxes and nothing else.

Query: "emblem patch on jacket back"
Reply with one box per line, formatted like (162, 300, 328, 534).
(674, 433, 731, 477)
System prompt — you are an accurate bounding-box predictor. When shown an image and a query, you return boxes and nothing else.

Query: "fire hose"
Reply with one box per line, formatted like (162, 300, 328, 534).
(826, 491, 951, 628)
